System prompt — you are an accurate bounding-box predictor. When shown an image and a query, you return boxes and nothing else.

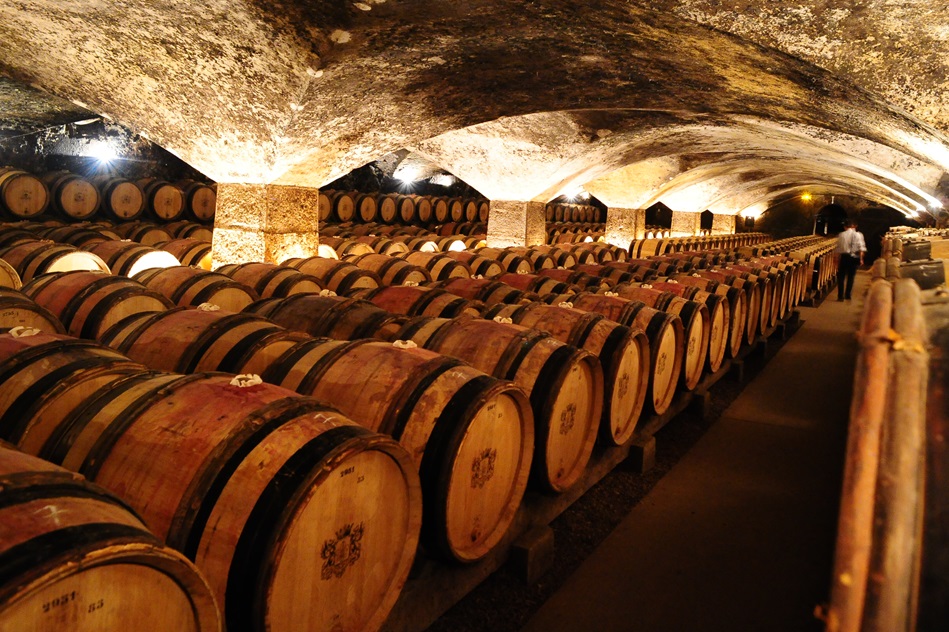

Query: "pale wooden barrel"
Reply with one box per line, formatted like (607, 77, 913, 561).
(92, 177, 145, 221)
(141, 321, 534, 564)
(177, 180, 217, 222)
(157, 238, 212, 270)
(37, 225, 111, 249)
(14, 372, 422, 632)
(42, 171, 101, 220)
(215, 262, 323, 298)
(20, 270, 173, 340)
(393, 316, 603, 493)
(444, 251, 505, 277)
(669, 274, 748, 359)
(431, 277, 540, 308)
(607, 285, 710, 392)
(0, 168, 49, 219)
(111, 222, 176, 247)
(557, 293, 684, 417)
(474, 247, 533, 274)
(0, 258, 22, 290)
(132, 266, 259, 312)
(283, 257, 381, 294)
(98, 308, 287, 375)
(0, 446, 220, 632)
(86, 240, 181, 277)
(649, 280, 729, 374)
(0, 240, 110, 283)
(138, 178, 185, 222)
(484, 301, 650, 446)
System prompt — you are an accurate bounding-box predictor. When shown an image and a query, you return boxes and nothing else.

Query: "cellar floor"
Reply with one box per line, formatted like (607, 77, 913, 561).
(517, 273, 866, 632)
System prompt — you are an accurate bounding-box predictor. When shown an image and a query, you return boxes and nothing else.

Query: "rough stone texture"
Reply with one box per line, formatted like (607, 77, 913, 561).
(486, 200, 546, 247)
(605, 207, 646, 249)
(2, 0, 949, 230)
(671, 210, 701, 237)
(711, 213, 736, 235)
(212, 183, 320, 266)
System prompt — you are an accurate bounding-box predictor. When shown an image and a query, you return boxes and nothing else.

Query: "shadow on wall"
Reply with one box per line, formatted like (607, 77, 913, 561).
(857, 207, 921, 262)
(758, 201, 820, 238)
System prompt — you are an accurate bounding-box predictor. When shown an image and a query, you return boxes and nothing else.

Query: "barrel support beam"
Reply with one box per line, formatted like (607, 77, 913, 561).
(671, 210, 701, 237)
(605, 207, 646, 250)
(486, 200, 546, 247)
(711, 213, 737, 235)
(212, 183, 321, 267)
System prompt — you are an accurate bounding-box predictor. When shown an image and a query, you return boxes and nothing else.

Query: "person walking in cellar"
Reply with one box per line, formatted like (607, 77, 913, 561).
(836, 220, 866, 301)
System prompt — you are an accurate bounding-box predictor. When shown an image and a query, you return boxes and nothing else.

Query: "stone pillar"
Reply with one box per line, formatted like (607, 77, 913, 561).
(605, 207, 646, 250)
(711, 213, 736, 235)
(670, 211, 700, 237)
(486, 200, 546, 247)
(212, 183, 321, 267)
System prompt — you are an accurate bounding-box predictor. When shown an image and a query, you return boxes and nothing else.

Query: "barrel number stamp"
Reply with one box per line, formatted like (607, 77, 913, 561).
(617, 372, 630, 399)
(42, 591, 77, 613)
(321, 523, 364, 580)
(560, 403, 576, 435)
(471, 448, 497, 488)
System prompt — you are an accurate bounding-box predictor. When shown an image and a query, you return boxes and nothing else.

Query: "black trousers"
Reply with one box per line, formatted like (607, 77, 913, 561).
(837, 254, 859, 299)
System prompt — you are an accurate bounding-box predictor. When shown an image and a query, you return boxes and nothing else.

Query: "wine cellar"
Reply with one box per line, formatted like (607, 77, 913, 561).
(0, 3, 948, 632)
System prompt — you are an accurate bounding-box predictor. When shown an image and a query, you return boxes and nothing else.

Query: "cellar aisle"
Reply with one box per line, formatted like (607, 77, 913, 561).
(520, 272, 868, 632)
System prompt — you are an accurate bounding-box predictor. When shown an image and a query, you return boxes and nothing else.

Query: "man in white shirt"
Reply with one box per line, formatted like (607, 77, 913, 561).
(835, 220, 866, 300)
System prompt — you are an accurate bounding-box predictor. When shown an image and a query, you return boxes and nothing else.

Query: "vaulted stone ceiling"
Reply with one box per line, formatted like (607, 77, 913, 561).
(2, 0, 949, 219)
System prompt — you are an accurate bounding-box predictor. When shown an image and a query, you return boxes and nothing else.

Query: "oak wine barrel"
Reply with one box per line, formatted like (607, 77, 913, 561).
(20, 271, 172, 340)
(42, 171, 101, 220)
(132, 266, 259, 312)
(0, 168, 49, 219)
(157, 238, 213, 270)
(86, 240, 181, 277)
(0, 240, 110, 283)
(0, 289, 65, 333)
(282, 257, 381, 294)
(0, 445, 220, 632)
(245, 293, 407, 341)
(214, 262, 323, 298)
(349, 285, 482, 318)
(11, 370, 422, 632)
(177, 180, 216, 222)
(393, 316, 604, 493)
(92, 176, 146, 221)
(484, 301, 650, 445)
(137, 178, 185, 222)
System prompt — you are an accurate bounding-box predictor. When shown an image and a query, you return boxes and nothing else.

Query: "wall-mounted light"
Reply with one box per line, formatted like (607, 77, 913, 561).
(800, 192, 812, 202)
(85, 139, 117, 164)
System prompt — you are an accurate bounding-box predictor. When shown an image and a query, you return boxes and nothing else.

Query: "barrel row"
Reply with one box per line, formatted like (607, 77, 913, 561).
(0, 329, 422, 632)
(882, 232, 948, 291)
(319, 190, 490, 226)
(0, 168, 215, 223)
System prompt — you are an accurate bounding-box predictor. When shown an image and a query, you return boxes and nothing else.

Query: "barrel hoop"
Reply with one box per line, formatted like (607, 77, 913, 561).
(213, 325, 288, 374)
(57, 275, 121, 333)
(383, 355, 465, 438)
(271, 271, 307, 298)
(563, 311, 605, 349)
(105, 307, 189, 354)
(408, 288, 450, 316)
(392, 316, 444, 344)
(593, 322, 632, 369)
(416, 373, 498, 555)
(527, 344, 580, 446)
(75, 373, 205, 479)
(177, 398, 338, 556)
(247, 266, 285, 296)
(190, 278, 243, 306)
(347, 311, 401, 340)
(176, 313, 271, 373)
(498, 330, 549, 382)
(0, 524, 157, 588)
(225, 424, 373, 630)
(80, 287, 169, 341)
(0, 357, 130, 444)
